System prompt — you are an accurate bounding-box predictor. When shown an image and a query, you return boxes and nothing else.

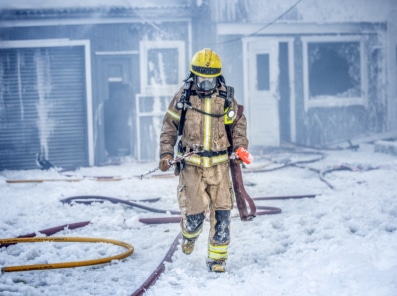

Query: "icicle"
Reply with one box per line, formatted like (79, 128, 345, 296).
(151, 51, 167, 157)
(34, 49, 55, 160)
(94, 102, 104, 150)
(0, 58, 4, 114)
(17, 50, 25, 120)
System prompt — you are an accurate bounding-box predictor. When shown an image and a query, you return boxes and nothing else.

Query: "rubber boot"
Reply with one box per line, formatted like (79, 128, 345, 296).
(181, 212, 205, 255)
(206, 258, 226, 272)
(181, 237, 196, 255)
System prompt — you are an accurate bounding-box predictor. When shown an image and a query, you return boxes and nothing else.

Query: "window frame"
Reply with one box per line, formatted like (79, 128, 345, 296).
(302, 36, 368, 111)
(135, 94, 172, 161)
(139, 41, 185, 96)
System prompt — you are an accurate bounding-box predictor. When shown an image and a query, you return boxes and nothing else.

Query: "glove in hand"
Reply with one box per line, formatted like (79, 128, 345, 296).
(159, 154, 173, 172)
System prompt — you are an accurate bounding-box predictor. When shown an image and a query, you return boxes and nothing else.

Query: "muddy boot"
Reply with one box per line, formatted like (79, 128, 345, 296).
(181, 237, 196, 255)
(181, 212, 205, 255)
(206, 258, 226, 272)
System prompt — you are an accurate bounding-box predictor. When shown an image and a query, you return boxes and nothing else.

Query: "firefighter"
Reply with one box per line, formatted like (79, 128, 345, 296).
(158, 48, 249, 272)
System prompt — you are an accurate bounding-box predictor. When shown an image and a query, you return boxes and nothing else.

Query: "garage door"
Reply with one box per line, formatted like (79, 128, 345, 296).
(0, 46, 88, 170)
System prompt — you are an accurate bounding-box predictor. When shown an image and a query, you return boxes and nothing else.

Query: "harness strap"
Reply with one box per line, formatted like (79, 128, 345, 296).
(181, 146, 227, 157)
(188, 105, 227, 118)
(177, 83, 234, 135)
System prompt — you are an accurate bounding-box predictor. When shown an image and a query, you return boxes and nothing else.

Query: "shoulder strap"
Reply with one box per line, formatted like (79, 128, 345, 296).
(219, 85, 234, 110)
(226, 104, 243, 154)
(225, 85, 234, 109)
(178, 81, 193, 136)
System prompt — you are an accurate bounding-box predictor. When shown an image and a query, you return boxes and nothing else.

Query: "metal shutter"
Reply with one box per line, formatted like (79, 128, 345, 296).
(0, 46, 88, 170)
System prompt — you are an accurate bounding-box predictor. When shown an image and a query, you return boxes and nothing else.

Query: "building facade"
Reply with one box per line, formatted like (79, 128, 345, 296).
(211, 0, 397, 152)
(0, 1, 197, 169)
(0, 0, 396, 169)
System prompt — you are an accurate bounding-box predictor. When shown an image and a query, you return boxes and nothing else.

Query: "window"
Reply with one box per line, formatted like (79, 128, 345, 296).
(302, 36, 367, 111)
(135, 95, 172, 161)
(256, 53, 270, 90)
(147, 48, 179, 86)
(137, 41, 185, 160)
(140, 41, 185, 95)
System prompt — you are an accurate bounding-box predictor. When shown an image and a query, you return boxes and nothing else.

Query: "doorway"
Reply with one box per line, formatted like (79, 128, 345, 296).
(279, 42, 291, 143)
(243, 38, 295, 149)
(96, 54, 138, 164)
(243, 38, 280, 148)
(104, 82, 131, 158)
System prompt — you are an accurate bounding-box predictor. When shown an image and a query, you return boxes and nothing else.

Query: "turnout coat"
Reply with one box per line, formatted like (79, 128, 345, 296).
(159, 83, 249, 168)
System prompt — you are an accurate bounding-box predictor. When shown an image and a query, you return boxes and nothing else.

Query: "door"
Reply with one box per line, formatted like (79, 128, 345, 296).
(243, 39, 280, 148)
(96, 55, 138, 163)
(104, 82, 132, 157)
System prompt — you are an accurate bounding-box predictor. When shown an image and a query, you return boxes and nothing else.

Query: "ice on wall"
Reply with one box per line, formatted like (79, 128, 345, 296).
(297, 0, 391, 23)
(148, 49, 167, 160)
(95, 101, 104, 153)
(34, 49, 55, 159)
(211, 0, 391, 23)
(0, 59, 4, 114)
(16, 51, 25, 120)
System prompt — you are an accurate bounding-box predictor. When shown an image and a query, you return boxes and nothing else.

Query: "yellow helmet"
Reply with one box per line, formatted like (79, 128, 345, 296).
(190, 48, 222, 78)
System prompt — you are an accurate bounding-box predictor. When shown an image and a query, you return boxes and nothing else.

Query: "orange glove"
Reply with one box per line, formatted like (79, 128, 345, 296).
(159, 154, 173, 172)
(235, 147, 253, 164)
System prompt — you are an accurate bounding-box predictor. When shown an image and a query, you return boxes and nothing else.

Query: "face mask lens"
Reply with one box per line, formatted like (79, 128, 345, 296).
(196, 77, 216, 92)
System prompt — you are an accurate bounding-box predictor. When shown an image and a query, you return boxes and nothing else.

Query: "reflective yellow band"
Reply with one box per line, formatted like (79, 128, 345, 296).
(184, 154, 201, 165)
(208, 243, 228, 260)
(203, 156, 210, 168)
(184, 154, 229, 168)
(211, 154, 229, 164)
(208, 244, 228, 252)
(167, 108, 180, 121)
(208, 253, 228, 260)
(182, 227, 203, 240)
(203, 98, 212, 151)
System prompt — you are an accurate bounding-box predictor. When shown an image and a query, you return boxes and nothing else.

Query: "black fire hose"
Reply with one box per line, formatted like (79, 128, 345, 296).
(60, 195, 317, 224)
(60, 196, 180, 215)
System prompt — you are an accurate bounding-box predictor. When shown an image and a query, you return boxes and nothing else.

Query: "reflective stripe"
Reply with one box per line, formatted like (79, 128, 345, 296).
(208, 253, 228, 260)
(184, 154, 229, 168)
(203, 98, 211, 151)
(182, 227, 203, 240)
(184, 154, 201, 165)
(167, 108, 180, 121)
(203, 156, 210, 168)
(211, 154, 229, 164)
(208, 244, 228, 252)
(208, 243, 228, 260)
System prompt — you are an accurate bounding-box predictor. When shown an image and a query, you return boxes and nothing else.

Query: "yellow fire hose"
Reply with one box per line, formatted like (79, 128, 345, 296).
(0, 237, 134, 273)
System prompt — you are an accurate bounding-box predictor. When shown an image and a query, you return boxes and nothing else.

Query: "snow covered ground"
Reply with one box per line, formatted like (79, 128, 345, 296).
(1, 141, 397, 296)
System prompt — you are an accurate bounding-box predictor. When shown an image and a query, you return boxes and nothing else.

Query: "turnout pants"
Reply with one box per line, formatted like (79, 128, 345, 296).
(177, 161, 233, 261)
